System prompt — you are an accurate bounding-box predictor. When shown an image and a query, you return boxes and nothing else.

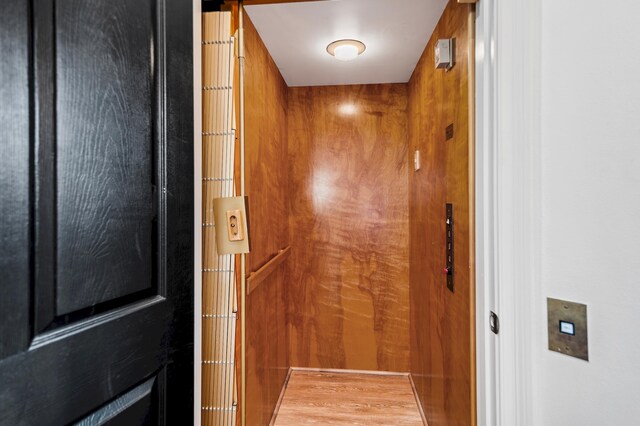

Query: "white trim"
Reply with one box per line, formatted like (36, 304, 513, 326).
(193, 0, 202, 423)
(476, 0, 541, 425)
(474, 1, 498, 424)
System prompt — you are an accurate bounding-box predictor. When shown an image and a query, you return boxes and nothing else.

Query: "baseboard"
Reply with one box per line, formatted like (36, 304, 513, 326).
(408, 373, 429, 426)
(290, 366, 409, 377)
(269, 367, 293, 426)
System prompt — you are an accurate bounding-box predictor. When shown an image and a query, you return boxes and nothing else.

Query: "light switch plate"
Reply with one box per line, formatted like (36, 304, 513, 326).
(547, 298, 589, 361)
(435, 38, 454, 70)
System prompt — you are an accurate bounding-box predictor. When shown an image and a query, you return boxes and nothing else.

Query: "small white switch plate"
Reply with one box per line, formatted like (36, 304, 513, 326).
(435, 38, 453, 70)
(414, 150, 421, 171)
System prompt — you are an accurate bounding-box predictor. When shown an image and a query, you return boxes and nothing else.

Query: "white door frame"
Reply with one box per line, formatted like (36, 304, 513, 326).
(475, 0, 541, 425)
(193, 0, 203, 423)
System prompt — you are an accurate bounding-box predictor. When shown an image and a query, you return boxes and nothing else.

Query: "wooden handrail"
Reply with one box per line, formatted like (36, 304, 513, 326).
(247, 246, 291, 295)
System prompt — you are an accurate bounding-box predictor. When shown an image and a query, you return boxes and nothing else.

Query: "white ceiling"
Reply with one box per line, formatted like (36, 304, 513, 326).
(244, 0, 448, 87)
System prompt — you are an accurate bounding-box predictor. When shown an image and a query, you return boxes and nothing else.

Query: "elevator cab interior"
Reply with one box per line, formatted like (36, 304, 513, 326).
(200, 0, 476, 424)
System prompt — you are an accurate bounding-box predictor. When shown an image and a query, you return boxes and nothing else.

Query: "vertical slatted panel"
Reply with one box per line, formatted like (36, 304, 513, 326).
(202, 11, 238, 426)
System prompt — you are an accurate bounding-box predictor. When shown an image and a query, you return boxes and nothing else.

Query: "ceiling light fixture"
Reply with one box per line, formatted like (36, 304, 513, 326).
(326, 39, 366, 61)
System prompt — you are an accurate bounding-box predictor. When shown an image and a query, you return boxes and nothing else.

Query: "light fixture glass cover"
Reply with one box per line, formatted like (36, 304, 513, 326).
(327, 39, 366, 61)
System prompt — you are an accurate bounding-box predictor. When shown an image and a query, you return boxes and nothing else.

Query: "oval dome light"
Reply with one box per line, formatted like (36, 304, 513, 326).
(326, 39, 366, 61)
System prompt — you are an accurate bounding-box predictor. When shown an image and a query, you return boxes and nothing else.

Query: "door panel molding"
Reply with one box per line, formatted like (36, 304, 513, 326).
(32, 0, 57, 333)
(30, 0, 171, 332)
(0, 0, 31, 359)
(30, 296, 165, 350)
(74, 375, 159, 425)
(0, 301, 168, 425)
(53, 0, 161, 315)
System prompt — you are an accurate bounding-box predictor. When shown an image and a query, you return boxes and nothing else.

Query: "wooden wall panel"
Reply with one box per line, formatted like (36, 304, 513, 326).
(287, 84, 410, 372)
(246, 268, 288, 426)
(244, 15, 288, 274)
(244, 14, 290, 426)
(408, 1, 475, 425)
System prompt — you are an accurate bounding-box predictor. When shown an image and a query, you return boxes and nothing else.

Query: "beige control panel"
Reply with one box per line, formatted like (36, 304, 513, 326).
(213, 196, 250, 255)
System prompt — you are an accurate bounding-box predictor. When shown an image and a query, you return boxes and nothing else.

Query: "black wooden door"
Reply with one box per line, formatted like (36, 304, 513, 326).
(0, 0, 193, 424)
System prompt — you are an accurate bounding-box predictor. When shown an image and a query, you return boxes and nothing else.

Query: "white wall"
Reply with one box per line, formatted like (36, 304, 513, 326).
(535, 1, 640, 424)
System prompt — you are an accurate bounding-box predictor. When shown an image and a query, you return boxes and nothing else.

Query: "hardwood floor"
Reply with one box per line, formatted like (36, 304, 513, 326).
(272, 370, 425, 425)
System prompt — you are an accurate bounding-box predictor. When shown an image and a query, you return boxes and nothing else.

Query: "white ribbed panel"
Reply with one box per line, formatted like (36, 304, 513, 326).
(201, 11, 237, 426)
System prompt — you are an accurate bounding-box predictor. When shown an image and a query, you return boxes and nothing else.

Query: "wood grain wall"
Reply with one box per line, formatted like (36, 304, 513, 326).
(243, 14, 290, 426)
(408, 1, 475, 425)
(287, 84, 410, 372)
